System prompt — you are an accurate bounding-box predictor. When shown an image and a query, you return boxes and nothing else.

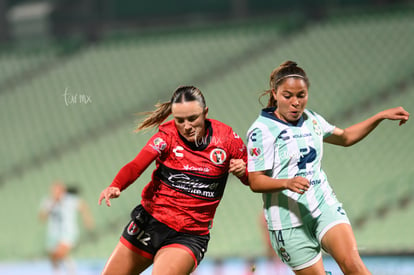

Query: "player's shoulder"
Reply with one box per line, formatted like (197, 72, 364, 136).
(304, 108, 327, 120)
(158, 120, 177, 135)
(247, 111, 283, 137)
(304, 109, 331, 126)
(304, 108, 319, 118)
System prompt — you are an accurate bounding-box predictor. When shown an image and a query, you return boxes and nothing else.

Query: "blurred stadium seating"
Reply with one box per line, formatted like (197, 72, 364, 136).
(0, 3, 413, 268)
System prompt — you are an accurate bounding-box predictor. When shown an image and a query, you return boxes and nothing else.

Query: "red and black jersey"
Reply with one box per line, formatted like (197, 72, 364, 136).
(110, 119, 248, 235)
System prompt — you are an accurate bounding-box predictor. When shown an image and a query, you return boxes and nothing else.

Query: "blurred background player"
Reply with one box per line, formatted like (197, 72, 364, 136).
(39, 180, 95, 275)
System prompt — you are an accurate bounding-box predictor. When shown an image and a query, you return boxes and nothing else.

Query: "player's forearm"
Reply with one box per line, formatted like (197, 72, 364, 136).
(238, 168, 249, 186)
(110, 147, 158, 191)
(341, 112, 384, 146)
(248, 173, 288, 193)
(110, 163, 140, 191)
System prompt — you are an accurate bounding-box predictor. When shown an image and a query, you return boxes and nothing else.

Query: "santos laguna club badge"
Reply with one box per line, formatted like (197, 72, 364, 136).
(210, 148, 227, 165)
(312, 119, 322, 136)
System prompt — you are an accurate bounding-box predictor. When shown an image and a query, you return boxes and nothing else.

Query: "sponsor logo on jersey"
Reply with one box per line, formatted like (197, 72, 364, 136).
(279, 130, 290, 141)
(173, 146, 184, 157)
(166, 173, 222, 199)
(312, 119, 322, 136)
(151, 137, 167, 153)
(210, 148, 227, 165)
(293, 133, 312, 138)
(250, 147, 261, 157)
(168, 174, 217, 190)
(250, 132, 257, 142)
(183, 165, 210, 173)
(337, 206, 346, 215)
(156, 163, 228, 200)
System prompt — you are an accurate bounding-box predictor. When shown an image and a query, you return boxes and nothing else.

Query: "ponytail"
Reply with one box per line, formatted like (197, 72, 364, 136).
(258, 89, 277, 108)
(135, 85, 206, 132)
(135, 101, 172, 132)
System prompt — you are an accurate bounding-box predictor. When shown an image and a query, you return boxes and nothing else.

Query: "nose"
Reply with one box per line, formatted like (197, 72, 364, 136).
(291, 97, 299, 107)
(183, 120, 192, 131)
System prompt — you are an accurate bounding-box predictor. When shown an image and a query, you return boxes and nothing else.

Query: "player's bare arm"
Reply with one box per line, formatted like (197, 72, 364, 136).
(249, 171, 309, 194)
(324, 106, 409, 147)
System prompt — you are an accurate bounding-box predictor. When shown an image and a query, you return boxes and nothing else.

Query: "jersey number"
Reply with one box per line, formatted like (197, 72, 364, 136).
(297, 147, 316, 169)
(276, 230, 285, 246)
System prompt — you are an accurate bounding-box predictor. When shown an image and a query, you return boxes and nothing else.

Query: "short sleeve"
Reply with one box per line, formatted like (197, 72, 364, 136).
(312, 111, 335, 138)
(247, 127, 275, 172)
(227, 130, 247, 162)
(144, 131, 170, 156)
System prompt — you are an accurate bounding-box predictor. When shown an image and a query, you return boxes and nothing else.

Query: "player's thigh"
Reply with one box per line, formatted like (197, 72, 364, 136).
(321, 223, 369, 274)
(102, 241, 153, 275)
(152, 246, 195, 275)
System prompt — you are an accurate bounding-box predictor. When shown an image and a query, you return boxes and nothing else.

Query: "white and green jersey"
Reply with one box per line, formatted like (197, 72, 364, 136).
(40, 194, 80, 249)
(247, 107, 339, 230)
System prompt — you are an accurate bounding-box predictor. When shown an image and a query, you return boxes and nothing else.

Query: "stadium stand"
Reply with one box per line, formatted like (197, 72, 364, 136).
(0, 21, 284, 184)
(0, 7, 413, 262)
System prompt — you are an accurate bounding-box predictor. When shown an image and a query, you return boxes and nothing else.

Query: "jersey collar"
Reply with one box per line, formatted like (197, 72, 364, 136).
(261, 107, 306, 127)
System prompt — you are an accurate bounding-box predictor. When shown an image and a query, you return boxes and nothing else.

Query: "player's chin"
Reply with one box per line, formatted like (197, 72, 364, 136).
(186, 137, 195, 143)
(289, 112, 303, 121)
(184, 134, 196, 143)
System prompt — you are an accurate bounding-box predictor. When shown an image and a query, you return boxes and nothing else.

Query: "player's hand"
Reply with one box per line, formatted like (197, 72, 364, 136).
(380, 106, 409, 126)
(229, 159, 246, 178)
(286, 177, 310, 194)
(98, 187, 121, 207)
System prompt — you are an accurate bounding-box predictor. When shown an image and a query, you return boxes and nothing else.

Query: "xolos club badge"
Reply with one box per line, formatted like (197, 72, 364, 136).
(127, 221, 139, 235)
(210, 148, 227, 165)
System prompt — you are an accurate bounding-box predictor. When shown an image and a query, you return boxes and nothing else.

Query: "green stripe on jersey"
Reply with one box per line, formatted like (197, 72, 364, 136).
(247, 108, 337, 230)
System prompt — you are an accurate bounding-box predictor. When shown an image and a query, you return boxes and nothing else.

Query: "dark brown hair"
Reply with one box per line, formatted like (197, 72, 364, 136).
(259, 61, 309, 107)
(136, 85, 206, 131)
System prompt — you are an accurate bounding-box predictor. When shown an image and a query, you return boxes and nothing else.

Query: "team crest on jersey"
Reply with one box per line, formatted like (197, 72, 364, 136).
(210, 148, 227, 165)
(151, 137, 167, 153)
(249, 147, 261, 157)
(279, 247, 291, 262)
(312, 119, 322, 136)
(127, 221, 139, 235)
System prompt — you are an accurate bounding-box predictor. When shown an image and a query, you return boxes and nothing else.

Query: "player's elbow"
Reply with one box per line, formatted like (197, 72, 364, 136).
(248, 177, 263, 193)
(341, 137, 357, 147)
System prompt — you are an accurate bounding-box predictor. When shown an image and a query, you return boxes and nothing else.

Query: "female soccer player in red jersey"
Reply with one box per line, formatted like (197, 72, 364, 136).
(98, 85, 248, 275)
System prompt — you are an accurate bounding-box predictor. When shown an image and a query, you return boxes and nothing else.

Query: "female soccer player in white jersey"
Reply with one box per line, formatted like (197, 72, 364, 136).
(247, 61, 409, 275)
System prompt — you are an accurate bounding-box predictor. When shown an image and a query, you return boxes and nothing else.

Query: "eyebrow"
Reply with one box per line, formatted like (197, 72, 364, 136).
(174, 113, 203, 120)
(281, 90, 306, 94)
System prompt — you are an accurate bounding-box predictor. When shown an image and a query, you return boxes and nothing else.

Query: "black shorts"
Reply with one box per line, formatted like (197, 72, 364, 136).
(121, 205, 210, 267)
